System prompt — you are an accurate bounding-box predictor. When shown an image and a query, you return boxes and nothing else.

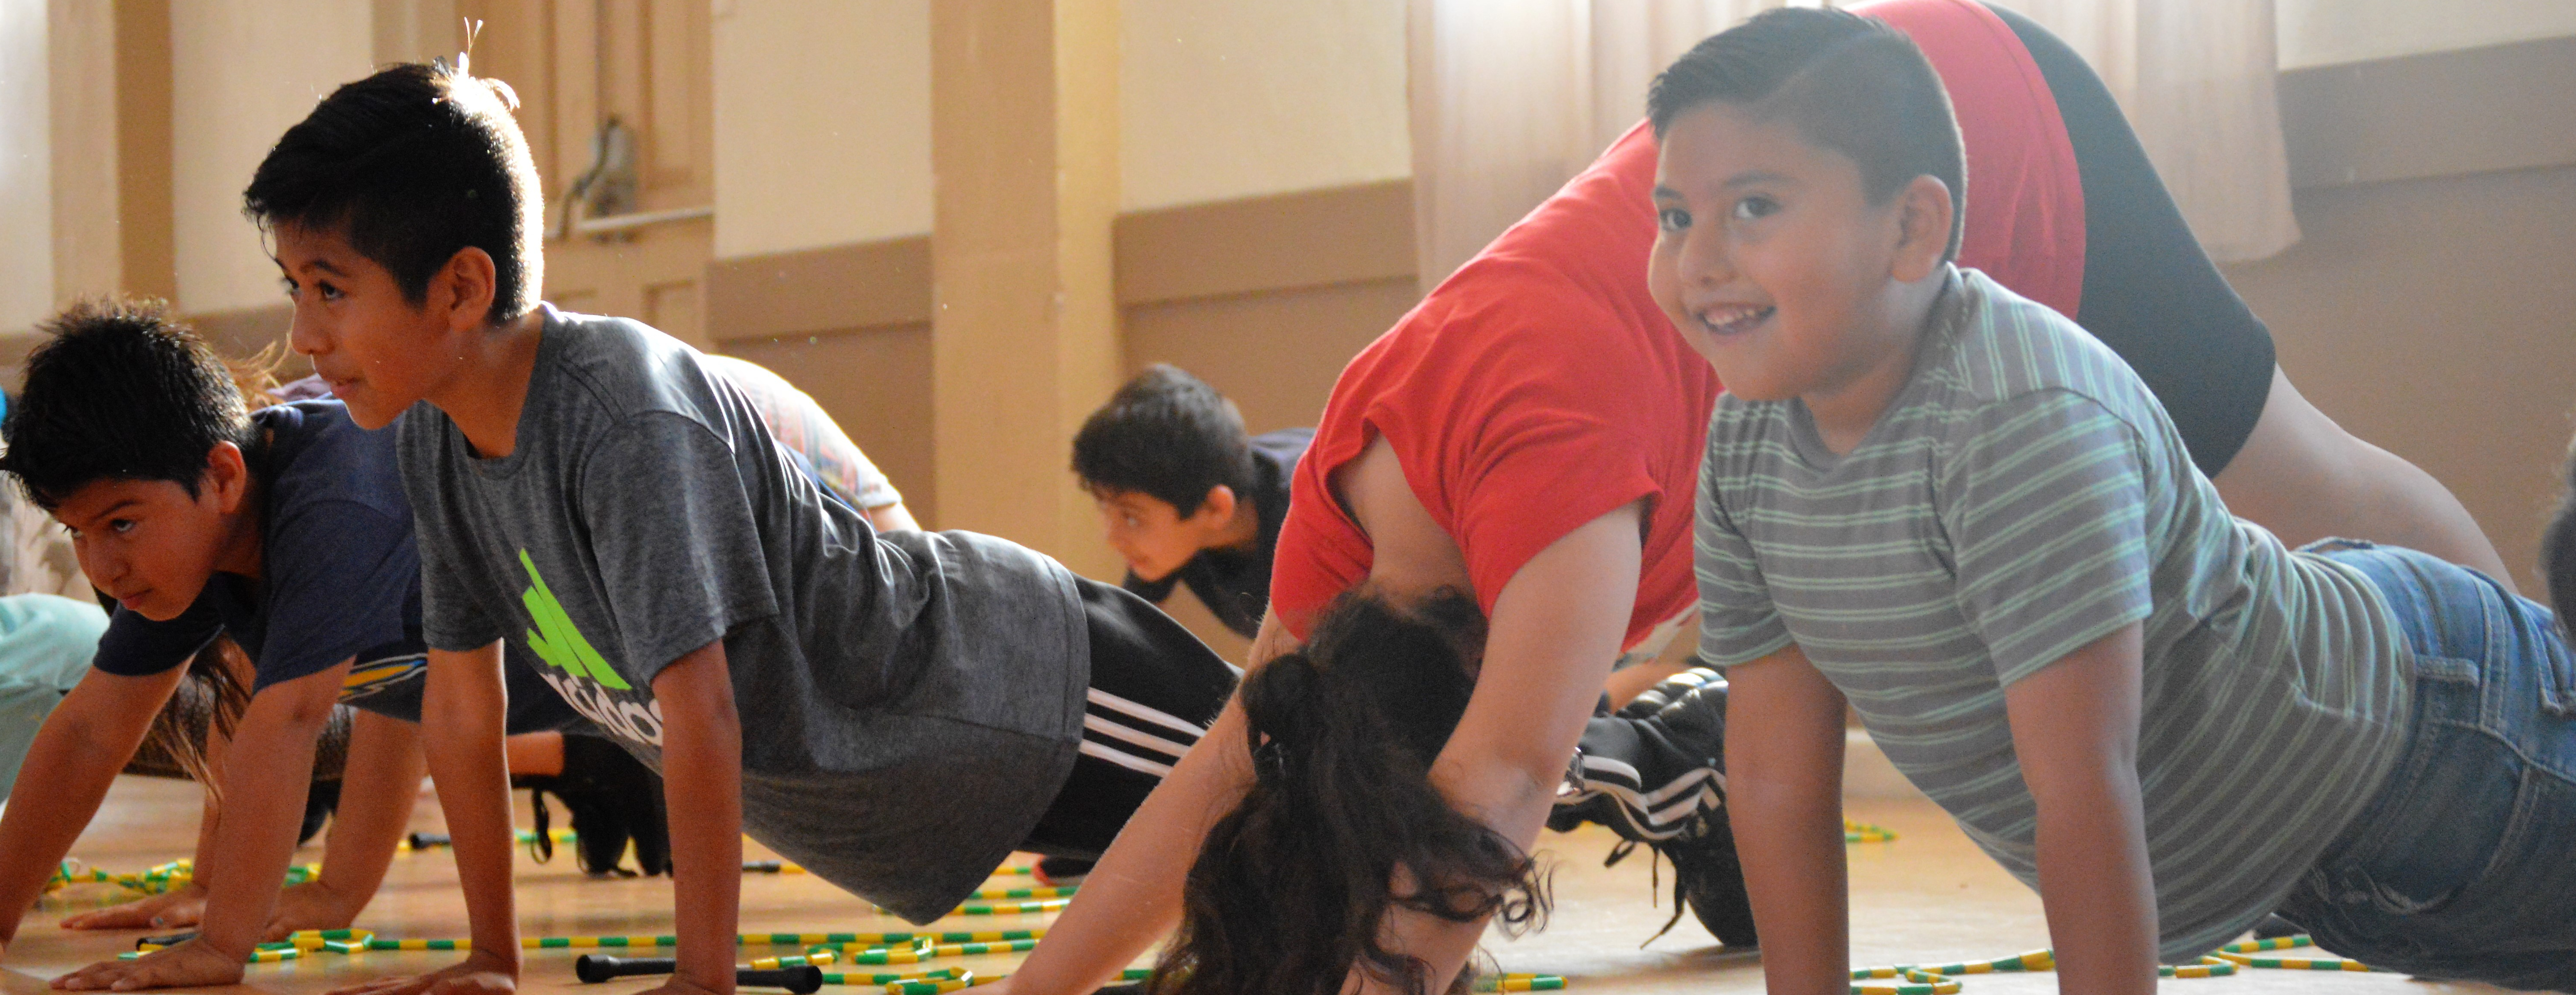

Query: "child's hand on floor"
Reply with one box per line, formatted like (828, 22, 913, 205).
(50, 938, 244, 991)
(56, 884, 208, 932)
(261, 880, 364, 940)
(327, 950, 518, 995)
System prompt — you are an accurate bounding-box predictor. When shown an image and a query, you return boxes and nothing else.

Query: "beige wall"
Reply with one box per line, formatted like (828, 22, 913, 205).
(170, 0, 372, 315)
(711, 0, 932, 258)
(2278, 0, 2576, 68)
(0, 1, 52, 330)
(2223, 164, 2576, 591)
(1118, 0, 1409, 212)
(708, 0, 1415, 259)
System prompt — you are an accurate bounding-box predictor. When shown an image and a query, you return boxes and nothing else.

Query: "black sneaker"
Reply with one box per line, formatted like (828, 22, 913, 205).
(298, 779, 341, 846)
(1034, 856, 1094, 887)
(1663, 813, 1758, 948)
(1548, 667, 1755, 947)
(2252, 913, 2305, 940)
(516, 734, 671, 877)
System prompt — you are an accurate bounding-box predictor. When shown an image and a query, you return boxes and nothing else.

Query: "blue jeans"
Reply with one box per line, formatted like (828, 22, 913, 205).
(2277, 542, 2576, 991)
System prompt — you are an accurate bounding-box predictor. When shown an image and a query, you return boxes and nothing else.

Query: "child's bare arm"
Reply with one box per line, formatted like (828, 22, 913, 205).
(998, 693, 1259, 995)
(53, 662, 347, 990)
(58, 721, 225, 933)
(2002, 623, 2154, 995)
(0, 668, 187, 951)
(1361, 504, 1644, 994)
(330, 643, 519, 995)
(1725, 643, 1849, 995)
(269, 709, 426, 938)
(647, 640, 744, 995)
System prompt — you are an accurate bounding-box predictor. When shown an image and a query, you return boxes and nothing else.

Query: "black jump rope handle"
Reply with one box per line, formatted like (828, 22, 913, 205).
(407, 832, 454, 849)
(574, 955, 823, 994)
(136, 931, 198, 949)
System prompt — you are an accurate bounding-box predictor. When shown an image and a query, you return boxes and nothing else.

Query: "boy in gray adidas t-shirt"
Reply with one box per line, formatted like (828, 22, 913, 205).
(238, 64, 1243, 995)
(1652, 11, 2576, 992)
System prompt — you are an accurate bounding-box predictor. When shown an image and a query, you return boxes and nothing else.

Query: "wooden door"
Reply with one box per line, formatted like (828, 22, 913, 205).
(458, 0, 713, 347)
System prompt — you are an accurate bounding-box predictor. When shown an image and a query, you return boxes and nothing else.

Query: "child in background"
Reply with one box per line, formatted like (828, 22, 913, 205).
(1073, 364, 1311, 641)
(242, 62, 1242, 995)
(1649, 9, 2576, 990)
(0, 595, 112, 806)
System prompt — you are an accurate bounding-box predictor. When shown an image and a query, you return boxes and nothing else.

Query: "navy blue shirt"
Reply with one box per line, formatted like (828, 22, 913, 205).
(91, 402, 577, 730)
(1123, 428, 1311, 639)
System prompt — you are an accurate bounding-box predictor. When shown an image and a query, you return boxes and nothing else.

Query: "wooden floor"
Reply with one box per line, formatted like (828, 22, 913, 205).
(2, 776, 2508, 995)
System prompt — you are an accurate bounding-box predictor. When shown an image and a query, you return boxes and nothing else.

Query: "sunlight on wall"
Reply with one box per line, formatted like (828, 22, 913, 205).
(1120, 0, 1409, 211)
(171, 0, 371, 314)
(712, 0, 931, 258)
(2278, 0, 2576, 68)
(0, 0, 51, 330)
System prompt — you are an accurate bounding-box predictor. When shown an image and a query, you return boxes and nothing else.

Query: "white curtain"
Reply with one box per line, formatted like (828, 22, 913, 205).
(1407, 0, 2298, 292)
(2001, 0, 2300, 262)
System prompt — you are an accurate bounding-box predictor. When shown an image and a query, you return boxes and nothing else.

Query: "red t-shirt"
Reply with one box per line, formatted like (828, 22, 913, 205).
(1271, 123, 1718, 647)
(1272, 0, 2087, 645)
(1856, 0, 2086, 316)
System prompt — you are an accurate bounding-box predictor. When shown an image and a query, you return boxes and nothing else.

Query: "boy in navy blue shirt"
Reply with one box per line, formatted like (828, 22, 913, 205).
(0, 301, 596, 987)
(1072, 365, 1309, 641)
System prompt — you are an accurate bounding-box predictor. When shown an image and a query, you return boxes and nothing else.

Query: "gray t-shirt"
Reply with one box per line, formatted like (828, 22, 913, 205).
(397, 306, 1089, 922)
(1695, 267, 2412, 960)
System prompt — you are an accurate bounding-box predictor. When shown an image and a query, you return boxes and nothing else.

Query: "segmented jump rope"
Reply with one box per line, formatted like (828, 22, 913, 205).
(67, 819, 2382, 992)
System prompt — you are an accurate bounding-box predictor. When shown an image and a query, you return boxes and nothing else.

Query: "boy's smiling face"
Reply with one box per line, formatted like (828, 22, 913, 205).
(274, 223, 469, 430)
(1648, 101, 1948, 409)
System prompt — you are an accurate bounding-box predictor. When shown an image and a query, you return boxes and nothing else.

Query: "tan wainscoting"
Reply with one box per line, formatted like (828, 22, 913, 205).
(1116, 179, 1418, 435)
(704, 178, 1423, 508)
(2278, 34, 2576, 190)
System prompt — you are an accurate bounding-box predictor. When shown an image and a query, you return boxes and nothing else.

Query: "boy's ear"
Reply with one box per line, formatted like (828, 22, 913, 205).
(434, 246, 502, 331)
(202, 442, 252, 515)
(1890, 174, 1955, 284)
(1190, 485, 1238, 526)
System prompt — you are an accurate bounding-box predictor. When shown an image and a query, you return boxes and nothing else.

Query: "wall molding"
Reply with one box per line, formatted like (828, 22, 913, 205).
(703, 178, 1419, 342)
(2279, 34, 2576, 189)
(1115, 179, 1413, 305)
(704, 236, 932, 343)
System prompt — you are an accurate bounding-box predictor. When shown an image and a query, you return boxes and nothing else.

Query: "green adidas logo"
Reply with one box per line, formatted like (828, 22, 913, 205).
(518, 549, 632, 690)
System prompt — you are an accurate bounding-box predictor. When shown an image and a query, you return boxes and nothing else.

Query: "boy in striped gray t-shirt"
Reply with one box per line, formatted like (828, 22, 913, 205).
(1652, 9, 2576, 992)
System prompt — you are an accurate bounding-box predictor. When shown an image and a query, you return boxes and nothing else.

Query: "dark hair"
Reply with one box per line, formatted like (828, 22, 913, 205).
(0, 298, 258, 509)
(1153, 589, 1547, 995)
(2544, 433, 2576, 636)
(1648, 7, 1967, 261)
(243, 61, 543, 325)
(1072, 365, 1255, 515)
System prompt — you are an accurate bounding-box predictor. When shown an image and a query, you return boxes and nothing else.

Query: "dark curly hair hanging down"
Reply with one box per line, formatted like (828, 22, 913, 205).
(1152, 588, 1549, 995)
(2544, 433, 2576, 635)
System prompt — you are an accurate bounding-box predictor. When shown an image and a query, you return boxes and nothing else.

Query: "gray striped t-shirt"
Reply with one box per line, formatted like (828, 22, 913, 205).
(1695, 267, 2413, 959)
